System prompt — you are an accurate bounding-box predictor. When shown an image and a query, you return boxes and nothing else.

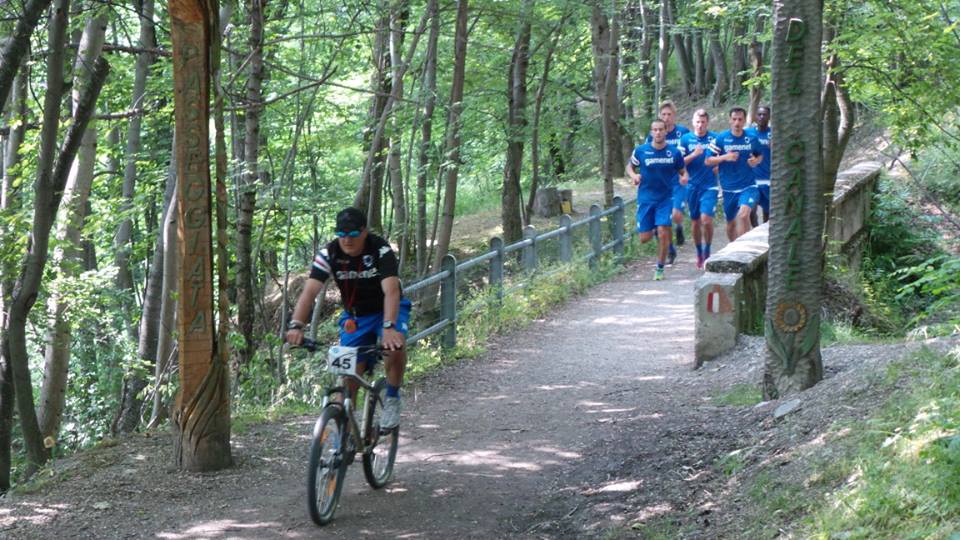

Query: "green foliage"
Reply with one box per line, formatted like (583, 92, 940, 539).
(855, 178, 944, 332)
(896, 254, 960, 331)
(833, 1, 960, 153)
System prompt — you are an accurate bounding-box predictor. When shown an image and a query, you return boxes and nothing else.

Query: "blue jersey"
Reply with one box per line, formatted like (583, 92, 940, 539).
(679, 131, 718, 189)
(710, 130, 763, 192)
(630, 143, 685, 203)
(746, 126, 771, 181)
(645, 124, 690, 149)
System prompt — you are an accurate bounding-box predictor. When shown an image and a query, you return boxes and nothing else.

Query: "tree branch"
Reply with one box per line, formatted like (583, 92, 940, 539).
(0, 0, 53, 114)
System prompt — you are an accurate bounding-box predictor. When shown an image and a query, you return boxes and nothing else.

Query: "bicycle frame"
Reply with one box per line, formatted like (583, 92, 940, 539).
(316, 372, 380, 457)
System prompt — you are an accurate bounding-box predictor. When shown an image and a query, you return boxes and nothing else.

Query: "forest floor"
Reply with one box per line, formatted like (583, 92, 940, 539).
(3, 231, 957, 538)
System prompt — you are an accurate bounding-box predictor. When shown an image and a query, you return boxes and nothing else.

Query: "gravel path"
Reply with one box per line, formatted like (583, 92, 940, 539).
(3, 242, 747, 539)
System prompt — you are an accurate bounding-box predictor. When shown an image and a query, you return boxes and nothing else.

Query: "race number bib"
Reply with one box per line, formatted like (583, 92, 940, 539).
(326, 346, 358, 376)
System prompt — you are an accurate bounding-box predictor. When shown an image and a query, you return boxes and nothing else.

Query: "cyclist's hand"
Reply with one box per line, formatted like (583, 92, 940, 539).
(382, 328, 405, 351)
(286, 328, 305, 346)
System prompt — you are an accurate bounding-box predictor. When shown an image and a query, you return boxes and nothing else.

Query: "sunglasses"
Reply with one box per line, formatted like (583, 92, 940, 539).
(335, 229, 362, 238)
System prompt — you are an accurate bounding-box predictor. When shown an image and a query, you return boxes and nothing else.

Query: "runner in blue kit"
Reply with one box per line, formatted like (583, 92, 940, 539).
(645, 101, 690, 262)
(705, 107, 764, 241)
(629, 119, 689, 281)
(679, 109, 719, 270)
(746, 105, 771, 223)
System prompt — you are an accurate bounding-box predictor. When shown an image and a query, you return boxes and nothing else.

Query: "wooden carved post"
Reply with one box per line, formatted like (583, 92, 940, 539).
(170, 0, 232, 471)
(763, 0, 824, 398)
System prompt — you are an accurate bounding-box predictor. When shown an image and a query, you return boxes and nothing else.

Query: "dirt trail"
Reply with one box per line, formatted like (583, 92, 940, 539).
(4, 243, 745, 539)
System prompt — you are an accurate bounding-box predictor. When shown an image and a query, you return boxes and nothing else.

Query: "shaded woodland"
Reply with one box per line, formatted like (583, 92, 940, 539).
(1, 0, 959, 488)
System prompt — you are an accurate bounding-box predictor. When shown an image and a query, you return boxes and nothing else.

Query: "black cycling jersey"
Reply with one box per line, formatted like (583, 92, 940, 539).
(310, 233, 400, 316)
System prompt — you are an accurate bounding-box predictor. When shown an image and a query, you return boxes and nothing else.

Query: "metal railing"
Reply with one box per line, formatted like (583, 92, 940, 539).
(401, 195, 634, 350)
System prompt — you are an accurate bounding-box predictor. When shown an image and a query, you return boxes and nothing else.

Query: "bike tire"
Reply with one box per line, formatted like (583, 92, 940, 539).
(362, 379, 399, 489)
(307, 405, 347, 525)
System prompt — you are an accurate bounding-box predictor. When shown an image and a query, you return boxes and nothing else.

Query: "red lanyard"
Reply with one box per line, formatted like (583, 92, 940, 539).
(340, 257, 363, 315)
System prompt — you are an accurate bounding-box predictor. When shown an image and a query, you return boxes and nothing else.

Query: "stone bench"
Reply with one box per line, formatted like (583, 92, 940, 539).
(693, 161, 882, 367)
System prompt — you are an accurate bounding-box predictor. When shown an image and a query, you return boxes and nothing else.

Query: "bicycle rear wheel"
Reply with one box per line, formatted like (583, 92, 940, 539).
(362, 379, 399, 489)
(307, 405, 347, 525)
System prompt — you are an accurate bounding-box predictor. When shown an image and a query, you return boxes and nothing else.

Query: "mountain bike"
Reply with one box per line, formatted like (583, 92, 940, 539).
(296, 339, 400, 526)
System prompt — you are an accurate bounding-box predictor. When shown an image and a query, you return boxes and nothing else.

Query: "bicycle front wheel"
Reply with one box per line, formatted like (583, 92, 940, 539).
(307, 405, 347, 525)
(362, 379, 399, 489)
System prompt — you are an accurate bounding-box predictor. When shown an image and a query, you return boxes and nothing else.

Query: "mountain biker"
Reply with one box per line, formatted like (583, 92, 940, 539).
(286, 207, 410, 429)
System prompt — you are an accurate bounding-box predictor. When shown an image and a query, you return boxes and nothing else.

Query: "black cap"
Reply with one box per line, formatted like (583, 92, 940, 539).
(335, 207, 366, 233)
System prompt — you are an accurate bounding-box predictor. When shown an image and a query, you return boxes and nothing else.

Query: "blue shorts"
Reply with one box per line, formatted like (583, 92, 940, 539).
(672, 184, 688, 213)
(756, 182, 770, 216)
(687, 185, 719, 220)
(636, 197, 673, 233)
(722, 186, 759, 220)
(338, 297, 412, 366)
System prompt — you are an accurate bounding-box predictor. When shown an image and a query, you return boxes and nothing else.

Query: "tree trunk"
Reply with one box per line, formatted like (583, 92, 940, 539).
(655, 0, 669, 104)
(708, 29, 729, 105)
(592, 2, 623, 205)
(764, 0, 824, 399)
(4, 0, 74, 474)
(747, 16, 765, 124)
(150, 151, 179, 428)
(666, 0, 693, 96)
(637, 0, 656, 121)
(387, 1, 410, 267)
(415, 0, 439, 277)
(820, 26, 855, 198)
(0, 39, 30, 494)
(169, 0, 232, 472)
(501, 8, 531, 245)
(354, 9, 391, 231)
(730, 19, 748, 96)
(116, 0, 156, 341)
(693, 30, 706, 97)
(6, 52, 109, 475)
(39, 10, 108, 444)
(526, 18, 564, 223)
(430, 0, 469, 275)
(235, 0, 265, 369)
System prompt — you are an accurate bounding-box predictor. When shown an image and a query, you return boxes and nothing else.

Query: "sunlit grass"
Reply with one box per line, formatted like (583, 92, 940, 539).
(713, 383, 763, 407)
(797, 347, 960, 538)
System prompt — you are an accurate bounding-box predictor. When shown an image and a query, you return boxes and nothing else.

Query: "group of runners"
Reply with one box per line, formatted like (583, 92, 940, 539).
(627, 101, 772, 280)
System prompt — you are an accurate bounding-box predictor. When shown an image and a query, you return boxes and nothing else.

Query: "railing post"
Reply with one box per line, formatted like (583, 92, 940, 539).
(613, 196, 625, 262)
(589, 204, 602, 269)
(440, 254, 457, 349)
(522, 225, 537, 272)
(559, 214, 572, 263)
(489, 236, 504, 305)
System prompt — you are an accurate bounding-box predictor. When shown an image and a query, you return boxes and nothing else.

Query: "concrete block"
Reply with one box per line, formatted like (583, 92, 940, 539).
(695, 272, 743, 367)
(704, 223, 769, 274)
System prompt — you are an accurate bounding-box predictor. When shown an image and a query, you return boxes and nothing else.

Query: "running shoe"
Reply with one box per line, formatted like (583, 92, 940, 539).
(380, 396, 402, 430)
(653, 267, 665, 281)
(667, 245, 677, 266)
(696, 254, 705, 270)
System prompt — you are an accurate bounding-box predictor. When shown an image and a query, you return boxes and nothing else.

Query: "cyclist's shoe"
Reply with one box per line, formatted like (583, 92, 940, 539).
(667, 245, 677, 266)
(380, 396, 401, 430)
(675, 225, 685, 246)
(653, 267, 665, 281)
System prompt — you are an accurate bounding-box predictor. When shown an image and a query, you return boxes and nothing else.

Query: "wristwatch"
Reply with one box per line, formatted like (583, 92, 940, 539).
(382, 320, 395, 330)
(287, 320, 305, 331)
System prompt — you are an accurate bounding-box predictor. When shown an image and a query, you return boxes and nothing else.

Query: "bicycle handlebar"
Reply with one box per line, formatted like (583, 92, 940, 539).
(292, 339, 401, 355)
